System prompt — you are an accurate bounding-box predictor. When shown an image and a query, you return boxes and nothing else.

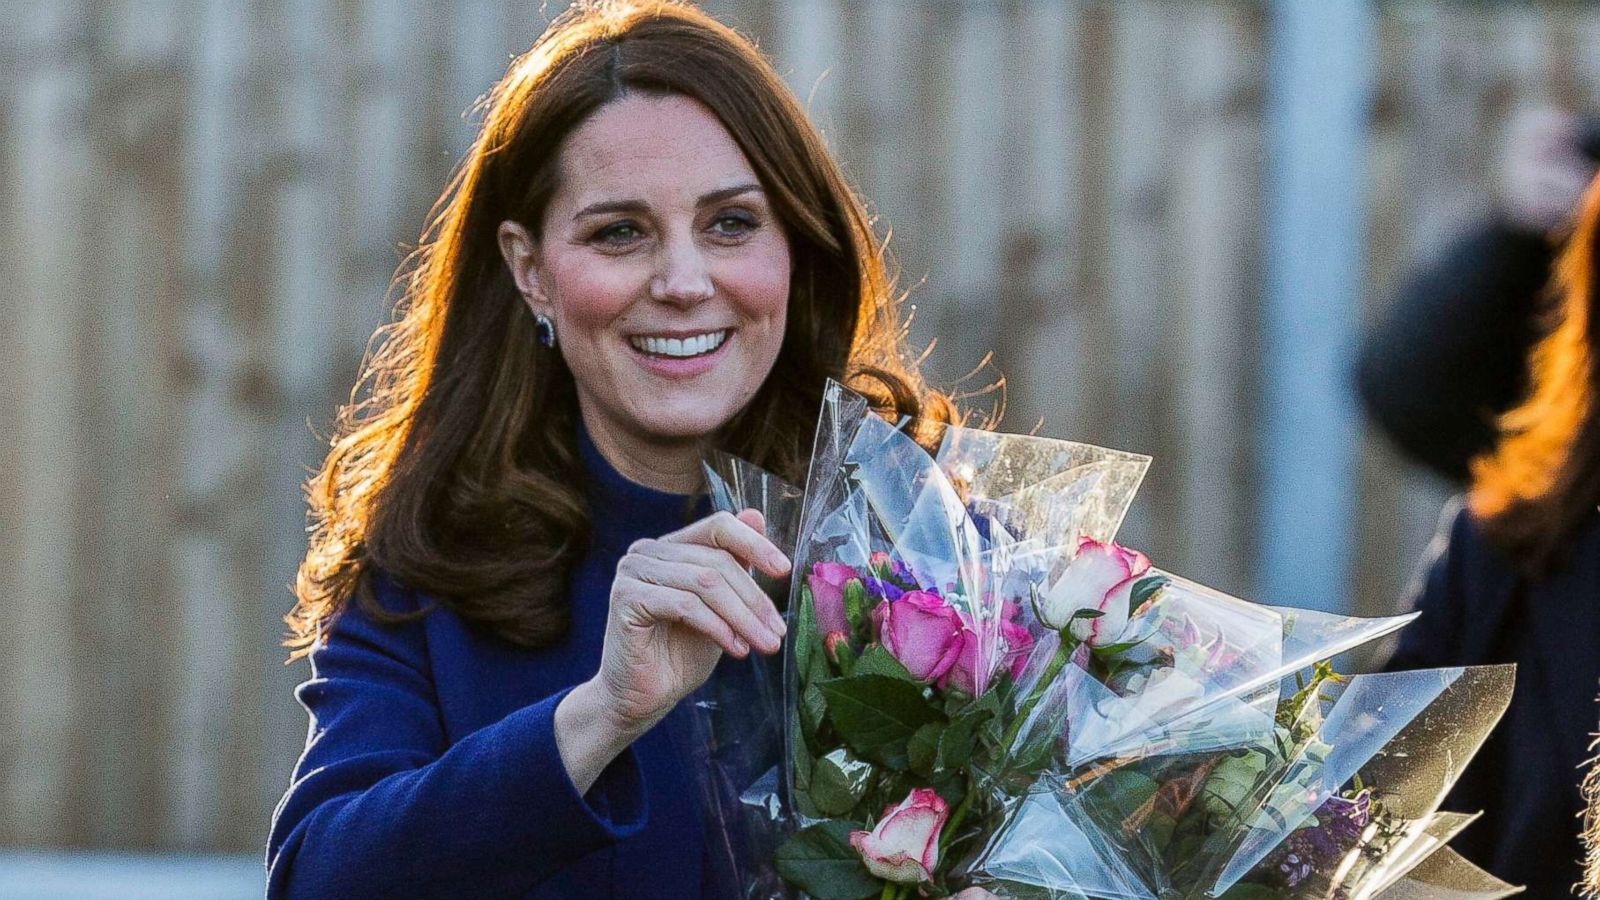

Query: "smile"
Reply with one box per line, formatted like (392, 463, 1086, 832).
(628, 329, 730, 358)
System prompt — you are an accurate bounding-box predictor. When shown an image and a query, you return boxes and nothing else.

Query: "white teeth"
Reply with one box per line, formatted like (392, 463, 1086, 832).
(630, 330, 728, 358)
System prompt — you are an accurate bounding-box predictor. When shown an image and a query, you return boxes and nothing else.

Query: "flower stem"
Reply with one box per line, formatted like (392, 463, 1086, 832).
(879, 884, 897, 900)
(936, 783, 976, 863)
(996, 635, 1076, 760)
(934, 637, 1077, 864)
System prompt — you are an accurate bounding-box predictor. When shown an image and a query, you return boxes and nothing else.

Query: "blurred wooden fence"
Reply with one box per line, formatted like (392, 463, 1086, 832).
(1, 0, 1595, 853)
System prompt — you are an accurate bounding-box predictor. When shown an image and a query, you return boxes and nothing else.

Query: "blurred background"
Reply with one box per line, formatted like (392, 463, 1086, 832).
(2, 0, 1596, 894)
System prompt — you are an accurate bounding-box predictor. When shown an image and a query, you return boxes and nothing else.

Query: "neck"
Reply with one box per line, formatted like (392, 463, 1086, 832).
(580, 408, 706, 495)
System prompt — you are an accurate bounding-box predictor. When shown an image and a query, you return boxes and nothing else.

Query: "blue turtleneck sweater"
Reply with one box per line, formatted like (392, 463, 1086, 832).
(266, 429, 712, 898)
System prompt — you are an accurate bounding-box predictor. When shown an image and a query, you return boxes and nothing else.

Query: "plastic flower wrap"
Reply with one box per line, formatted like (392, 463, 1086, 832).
(686, 381, 1520, 900)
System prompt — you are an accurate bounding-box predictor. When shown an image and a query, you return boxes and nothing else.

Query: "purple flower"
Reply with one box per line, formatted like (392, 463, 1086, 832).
(862, 576, 904, 603)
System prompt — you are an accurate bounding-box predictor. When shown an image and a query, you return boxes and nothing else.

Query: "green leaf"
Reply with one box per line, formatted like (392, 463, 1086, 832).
(1009, 732, 1055, 775)
(1128, 574, 1168, 617)
(930, 768, 967, 809)
(908, 723, 943, 777)
(811, 748, 874, 817)
(774, 820, 882, 900)
(820, 674, 946, 769)
(851, 644, 916, 682)
(796, 586, 820, 686)
(938, 708, 982, 771)
(790, 706, 821, 820)
(1098, 769, 1160, 816)
(801, 681, 828, 737)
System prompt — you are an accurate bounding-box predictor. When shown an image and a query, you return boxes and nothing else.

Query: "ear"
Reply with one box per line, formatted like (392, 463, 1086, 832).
(496, 219, 550, 316)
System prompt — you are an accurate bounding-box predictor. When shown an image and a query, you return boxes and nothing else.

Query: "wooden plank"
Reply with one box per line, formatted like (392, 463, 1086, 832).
(771, 0, 842, 146)
(2, 3, 93, 846)
(167, 0, 266, 850)
(1168, 1, 1262, 594)
(1098, 0, 1176, 555)
(996, 0, 1090, 440)
(77, 0, 189, 848)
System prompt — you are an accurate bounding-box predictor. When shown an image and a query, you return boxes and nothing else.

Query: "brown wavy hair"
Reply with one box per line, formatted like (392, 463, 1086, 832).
(1468, 172, 1600, 576)
(1584, 737, 1600, 897)
(285, 0, 954, 658)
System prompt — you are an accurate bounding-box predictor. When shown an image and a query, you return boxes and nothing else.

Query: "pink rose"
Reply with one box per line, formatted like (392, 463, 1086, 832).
(939, 630, 983, 696)
(939, 602, 1035, 696)
(1037, 538, 1151, 645)
(807, 561, 856, 636)
(873, 590, 964, 682)
(848, 787, 949, 883)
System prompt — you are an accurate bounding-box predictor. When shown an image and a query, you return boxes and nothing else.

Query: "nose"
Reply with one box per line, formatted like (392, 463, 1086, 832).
(649, 233, 714, 306)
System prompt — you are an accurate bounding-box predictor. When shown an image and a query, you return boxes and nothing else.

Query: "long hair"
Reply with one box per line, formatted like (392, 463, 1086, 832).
(1469, 173, 1600, 576)
(1584, 734, 1600, 897)
(286, 1, 954, 657)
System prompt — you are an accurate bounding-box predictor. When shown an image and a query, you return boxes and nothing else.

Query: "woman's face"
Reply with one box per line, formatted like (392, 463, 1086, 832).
(499, 93, 792, 457)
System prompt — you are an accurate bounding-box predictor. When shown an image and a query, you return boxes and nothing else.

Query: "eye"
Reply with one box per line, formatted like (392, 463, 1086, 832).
(591, 221, 643, 247)
(709, 212, 758, 240)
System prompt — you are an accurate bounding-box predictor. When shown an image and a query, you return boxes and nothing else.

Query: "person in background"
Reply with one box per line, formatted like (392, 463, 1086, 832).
(1383, 167, 1600, 895)
(263, 3, 967, 897)
(1358, 107, 1600, 482)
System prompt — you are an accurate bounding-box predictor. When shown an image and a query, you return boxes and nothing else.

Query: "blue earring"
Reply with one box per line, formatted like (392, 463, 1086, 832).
(535, 313, 557, 348)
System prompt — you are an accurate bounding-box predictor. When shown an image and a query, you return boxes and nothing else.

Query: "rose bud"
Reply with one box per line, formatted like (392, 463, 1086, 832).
(848, 787, 949, 884)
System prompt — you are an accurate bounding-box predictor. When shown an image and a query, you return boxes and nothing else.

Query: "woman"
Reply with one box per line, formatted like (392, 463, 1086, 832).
(266, 2, 955, 897)
(1384, 170, 1600, 896)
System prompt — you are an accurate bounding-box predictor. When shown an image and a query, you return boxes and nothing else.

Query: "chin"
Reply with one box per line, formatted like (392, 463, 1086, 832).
(634, 401, 740, 442)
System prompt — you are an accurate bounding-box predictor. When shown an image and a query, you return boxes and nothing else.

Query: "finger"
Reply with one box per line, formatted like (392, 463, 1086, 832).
(641, 540, 786, 640)
(663, 510, 791, 579)
(623, 581, 749, 658)
(629, 555, 781, 653)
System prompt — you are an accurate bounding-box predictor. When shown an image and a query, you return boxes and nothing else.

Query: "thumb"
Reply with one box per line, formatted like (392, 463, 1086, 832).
(736, 508, 766, 533)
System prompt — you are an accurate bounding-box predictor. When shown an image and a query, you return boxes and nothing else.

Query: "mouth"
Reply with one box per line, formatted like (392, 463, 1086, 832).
(627, 328, 731, 359)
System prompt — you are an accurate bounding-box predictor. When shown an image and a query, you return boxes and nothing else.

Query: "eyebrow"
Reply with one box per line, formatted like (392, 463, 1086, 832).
(572, 183, 764, 220)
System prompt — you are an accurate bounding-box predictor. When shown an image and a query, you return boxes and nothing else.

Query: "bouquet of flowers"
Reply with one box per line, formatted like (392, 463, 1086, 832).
(686, 381, 1519, 900)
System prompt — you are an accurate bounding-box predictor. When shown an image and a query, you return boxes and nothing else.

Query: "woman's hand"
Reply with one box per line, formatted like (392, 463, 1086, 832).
(598, 508, 790, 725)
(557, 509, 789, 792)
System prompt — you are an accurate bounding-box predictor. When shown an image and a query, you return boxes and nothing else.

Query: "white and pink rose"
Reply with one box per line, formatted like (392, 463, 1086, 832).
(848, 787, 949, 884)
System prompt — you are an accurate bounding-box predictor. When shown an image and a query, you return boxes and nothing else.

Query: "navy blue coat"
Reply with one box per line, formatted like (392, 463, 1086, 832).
(1385, 498, 1600, 897)
(266, 430, 715, 898)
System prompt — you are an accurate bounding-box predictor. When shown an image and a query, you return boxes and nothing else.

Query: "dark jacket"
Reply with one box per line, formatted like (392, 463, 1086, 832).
(1385, 499, 1600, 897)
(266, 429, 714, 898)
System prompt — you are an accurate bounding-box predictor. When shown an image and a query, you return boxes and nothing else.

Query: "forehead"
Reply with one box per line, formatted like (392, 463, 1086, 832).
(554, 93, 759, 205)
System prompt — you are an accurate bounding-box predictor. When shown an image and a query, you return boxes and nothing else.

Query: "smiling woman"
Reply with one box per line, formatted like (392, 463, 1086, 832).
(496, 93, 793, 491)
(266, 2, 953, 898)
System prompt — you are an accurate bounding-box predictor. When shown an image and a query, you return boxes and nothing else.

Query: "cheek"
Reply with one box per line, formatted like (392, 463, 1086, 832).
(547, 258, 637, 331)
(727, 243, 792, 339)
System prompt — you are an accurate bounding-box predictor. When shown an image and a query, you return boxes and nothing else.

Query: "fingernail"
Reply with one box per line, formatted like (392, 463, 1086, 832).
(767, 550, 790, 571)
(733, 638, 750, 655)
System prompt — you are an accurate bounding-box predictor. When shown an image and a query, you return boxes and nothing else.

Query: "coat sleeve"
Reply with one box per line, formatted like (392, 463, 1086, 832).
(1382, 497, 1472, 673)
(265, 578, 646, 898)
